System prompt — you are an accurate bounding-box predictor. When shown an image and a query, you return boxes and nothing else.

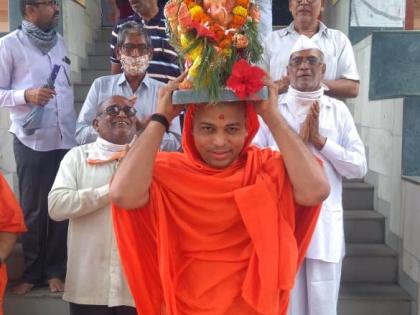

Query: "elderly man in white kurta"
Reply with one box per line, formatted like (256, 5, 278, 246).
(263, 0, 359, 99)
(49, 96, 138, 315)
(254, 36, 367, 315)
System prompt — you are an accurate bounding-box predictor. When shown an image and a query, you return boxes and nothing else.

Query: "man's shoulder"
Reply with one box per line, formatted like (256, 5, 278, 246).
(116, 14, 142, 29)
(323, 26, 351, 43)
(0, 29, 21, 45)
(92, 73, 121, 85)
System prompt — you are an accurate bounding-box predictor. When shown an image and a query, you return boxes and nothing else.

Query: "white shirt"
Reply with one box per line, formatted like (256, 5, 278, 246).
(76, 73, 181, 152)
(0, 29, 77, 151)
(253, 93, 367, 262)
(262, 22, 360, 82)
(48, 142, 134, 307)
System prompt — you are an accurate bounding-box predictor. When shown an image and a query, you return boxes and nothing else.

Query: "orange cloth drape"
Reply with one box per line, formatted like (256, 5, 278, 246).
(112, 104, 321, 315)
(0, 173, 27, 315)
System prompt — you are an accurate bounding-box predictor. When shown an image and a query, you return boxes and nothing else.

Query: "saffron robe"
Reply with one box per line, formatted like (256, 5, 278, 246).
(113, 104, 322, 315)
(0, 173, 26, 315)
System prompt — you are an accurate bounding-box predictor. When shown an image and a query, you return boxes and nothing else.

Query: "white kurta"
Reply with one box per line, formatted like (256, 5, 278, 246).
(253, 93, 367, 263)
(262, 22, 360, 82)
(48, 143, 134, 307)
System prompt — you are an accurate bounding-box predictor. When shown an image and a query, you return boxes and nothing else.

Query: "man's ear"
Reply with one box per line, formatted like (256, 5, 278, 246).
(93, 118, 100, 132)
(321, 63, 326, 75)
(287, 65, 290, 77)
(116, 47, 121, 61)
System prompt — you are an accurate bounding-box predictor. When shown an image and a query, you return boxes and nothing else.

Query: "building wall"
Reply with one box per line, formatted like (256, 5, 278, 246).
(62, 0, 102, 83)
(322, 0, 350, 35)
(353, 34, 420, 314)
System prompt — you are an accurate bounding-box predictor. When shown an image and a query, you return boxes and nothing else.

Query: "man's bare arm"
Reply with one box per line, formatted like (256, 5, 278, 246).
(110, 74, 186, 209)
(323, 78, 359, 99)
(255, 80, 330, 206)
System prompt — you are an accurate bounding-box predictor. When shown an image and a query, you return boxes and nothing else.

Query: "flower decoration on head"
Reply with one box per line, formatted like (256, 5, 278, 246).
(226, 59, 265, 99)
(164, 0, 264, 102)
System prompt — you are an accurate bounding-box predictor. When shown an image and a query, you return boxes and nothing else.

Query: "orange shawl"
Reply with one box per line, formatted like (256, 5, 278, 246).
(112, 104, 321, 315)
(0, 173, 26, 314)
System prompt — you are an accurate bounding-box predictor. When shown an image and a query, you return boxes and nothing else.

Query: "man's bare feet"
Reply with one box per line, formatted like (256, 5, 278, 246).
(47, 277, 65, 293)
(12, 282, 35, 295)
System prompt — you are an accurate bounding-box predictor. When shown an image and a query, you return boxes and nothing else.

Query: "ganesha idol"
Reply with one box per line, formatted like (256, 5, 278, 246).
(164, 0, 264, 102)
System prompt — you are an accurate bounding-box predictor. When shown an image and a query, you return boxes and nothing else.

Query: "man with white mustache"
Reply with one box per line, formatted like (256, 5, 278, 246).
(76, 21, 181, 151)
(254, 35, 367, 315)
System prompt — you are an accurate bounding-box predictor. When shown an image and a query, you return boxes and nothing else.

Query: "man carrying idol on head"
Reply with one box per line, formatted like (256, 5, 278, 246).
(109, 1, 331, 314)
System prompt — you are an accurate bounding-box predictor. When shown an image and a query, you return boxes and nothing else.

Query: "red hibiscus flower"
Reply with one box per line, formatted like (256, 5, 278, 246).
(226, 59, 265, 99)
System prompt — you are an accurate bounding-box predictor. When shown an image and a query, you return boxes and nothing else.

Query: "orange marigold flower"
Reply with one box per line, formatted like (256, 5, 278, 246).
(230, 15, 247, 28)
(236, 0, 249, 8)
(219, 38, 232, 49)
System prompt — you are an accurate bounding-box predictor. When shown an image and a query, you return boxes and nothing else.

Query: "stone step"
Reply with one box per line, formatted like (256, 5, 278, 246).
(90, 41, 111, 56)
(344, 210, 384, 244)
(342, 244, 397, 283)
(342, 182, 374, 210)
(75, 101, 84, 115)
(87, 54, 110, 70)
(4, 287, 69, 315)
(81, 69, 109, 85)
(74, 83, 91, 102)
(338, 283, 411, 315)
(97, 27, 113, 41)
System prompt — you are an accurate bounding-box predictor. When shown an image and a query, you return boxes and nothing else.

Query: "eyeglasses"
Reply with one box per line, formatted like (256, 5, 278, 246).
(121, 43, 149, 56)
(29, 0, 59, 7)
(289, 56, 322, 67)
(99, 105, 137, 117)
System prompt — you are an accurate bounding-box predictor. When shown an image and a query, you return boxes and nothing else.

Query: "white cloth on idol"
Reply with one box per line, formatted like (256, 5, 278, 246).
(285, 86, 324, 124)
(86, 136, 136, 164)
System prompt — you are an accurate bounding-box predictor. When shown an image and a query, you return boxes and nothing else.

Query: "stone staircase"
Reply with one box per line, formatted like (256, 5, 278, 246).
(3, 26, 413, 315)
(73, 27, 113, 114)
(339, 181, 412, 315)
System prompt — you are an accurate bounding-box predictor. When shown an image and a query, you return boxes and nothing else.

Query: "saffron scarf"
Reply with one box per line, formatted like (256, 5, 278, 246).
(112, 104, 321, 315)
(86, 136, 136, 165)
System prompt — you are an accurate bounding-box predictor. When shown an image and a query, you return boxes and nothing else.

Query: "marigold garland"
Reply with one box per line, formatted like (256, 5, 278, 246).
(164, 0, 263, 102)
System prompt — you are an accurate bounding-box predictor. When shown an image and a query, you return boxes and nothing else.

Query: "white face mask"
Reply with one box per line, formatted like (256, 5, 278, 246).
(120, 54, 150, 76)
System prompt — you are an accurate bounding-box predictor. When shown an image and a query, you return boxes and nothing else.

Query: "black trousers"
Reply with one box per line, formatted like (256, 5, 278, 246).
(13, 136, 68, 284)
(69, 303, 137, 315)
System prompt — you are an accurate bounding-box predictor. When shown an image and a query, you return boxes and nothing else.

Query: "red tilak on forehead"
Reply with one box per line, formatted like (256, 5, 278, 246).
(218, 114, 225, 120)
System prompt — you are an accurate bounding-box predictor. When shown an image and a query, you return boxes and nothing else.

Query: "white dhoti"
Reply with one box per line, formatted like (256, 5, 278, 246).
(287, 258, 342, 315)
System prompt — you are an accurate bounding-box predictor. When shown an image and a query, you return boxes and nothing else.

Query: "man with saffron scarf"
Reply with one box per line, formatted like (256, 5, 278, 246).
(0, 173, 27, 315)
(109, 73, 330, 315)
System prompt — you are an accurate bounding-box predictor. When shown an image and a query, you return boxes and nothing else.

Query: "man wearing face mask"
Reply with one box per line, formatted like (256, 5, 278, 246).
(77, 21, 181, 151)
(0, 0, 76, 294)
(109, 0, 180, 83)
